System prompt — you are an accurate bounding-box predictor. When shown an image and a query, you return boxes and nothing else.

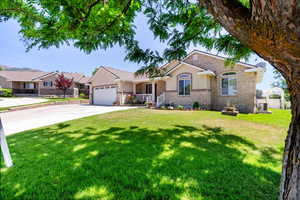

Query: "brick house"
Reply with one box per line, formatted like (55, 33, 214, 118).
(0, 71, 90, 97)
(89, 50, 265, 113)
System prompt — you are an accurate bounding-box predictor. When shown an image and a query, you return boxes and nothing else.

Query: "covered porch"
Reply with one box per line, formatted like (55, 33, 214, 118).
(12, 81, 39, 96)
(133, 80, 166, 106)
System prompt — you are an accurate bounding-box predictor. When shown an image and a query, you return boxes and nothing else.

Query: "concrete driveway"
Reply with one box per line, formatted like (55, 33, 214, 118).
(0, 104, 135, 135)
(0, 97, 48, 108)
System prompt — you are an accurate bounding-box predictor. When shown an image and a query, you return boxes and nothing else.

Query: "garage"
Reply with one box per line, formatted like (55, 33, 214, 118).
(93, 86, 117, 105)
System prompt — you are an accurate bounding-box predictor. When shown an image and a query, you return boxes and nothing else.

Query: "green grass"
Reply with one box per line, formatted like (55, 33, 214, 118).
(0, 109, 291, 200)
(45, 97, 87, 102)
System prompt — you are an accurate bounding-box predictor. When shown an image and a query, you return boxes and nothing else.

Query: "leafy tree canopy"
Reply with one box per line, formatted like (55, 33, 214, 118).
(0, 0, 252, 76)
(272, 70, 290, 101)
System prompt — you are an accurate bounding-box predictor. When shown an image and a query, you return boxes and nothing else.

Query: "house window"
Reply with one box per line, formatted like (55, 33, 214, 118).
(24, 83, 35, 89)
(221, 72, 237, 96)
(145, 84, 152, 94)
(178, 73, 191, 96)
(43, 81, 53, 87)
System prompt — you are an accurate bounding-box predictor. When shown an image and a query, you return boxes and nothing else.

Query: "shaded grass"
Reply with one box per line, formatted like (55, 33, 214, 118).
(0, 109, 290, 200)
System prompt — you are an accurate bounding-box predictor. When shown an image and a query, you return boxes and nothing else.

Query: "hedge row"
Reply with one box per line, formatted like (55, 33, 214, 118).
(0, 88, 13, 97)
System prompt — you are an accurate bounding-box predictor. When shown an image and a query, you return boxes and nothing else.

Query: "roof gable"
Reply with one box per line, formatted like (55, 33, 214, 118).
(36, 72, 86, 83)
(0, 71, 47, 82)
(166, 62, 205, 75)
(184, 50, 258, 69)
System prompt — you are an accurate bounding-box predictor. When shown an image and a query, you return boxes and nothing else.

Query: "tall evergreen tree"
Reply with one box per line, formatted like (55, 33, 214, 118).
(1, 1, 299, 199)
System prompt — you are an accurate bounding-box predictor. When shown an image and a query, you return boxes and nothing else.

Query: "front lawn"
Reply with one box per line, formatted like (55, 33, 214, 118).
(45, 97, 88, 102)
(0, 109, 291, 199)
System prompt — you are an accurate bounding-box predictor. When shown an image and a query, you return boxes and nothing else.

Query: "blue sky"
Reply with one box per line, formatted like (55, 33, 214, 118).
(0, 14, 275, 90)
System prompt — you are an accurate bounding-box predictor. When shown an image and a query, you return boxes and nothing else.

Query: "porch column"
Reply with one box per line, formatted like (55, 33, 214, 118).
(152, 81, 155, 103)
(133, 83, 136, 94)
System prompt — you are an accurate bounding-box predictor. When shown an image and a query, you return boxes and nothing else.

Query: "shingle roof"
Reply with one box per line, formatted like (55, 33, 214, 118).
(0, 71, 48, 81)
(0, 70, 90, 83)
(77, 76, 91, 84)
(102, 66, 148, 81)
(62, 72, 85, 82)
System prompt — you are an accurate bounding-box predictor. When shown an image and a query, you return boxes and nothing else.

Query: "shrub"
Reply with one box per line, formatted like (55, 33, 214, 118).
(126, 94, 136, 104)
(160, 105, 166, 110)
(193, 101, 200, 110)
(177, 105, 184, 110)
(0, 88, 13, 97)
(79, 93, 86, 98)
(269, 94, 281, 99)
(145, 102, 153, 108)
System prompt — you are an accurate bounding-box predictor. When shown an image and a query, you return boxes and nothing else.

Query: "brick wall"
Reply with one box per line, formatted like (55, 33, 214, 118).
(165, 90, 211, 109)
(184, 52, 257, 113)
(40, 88, 74, 96)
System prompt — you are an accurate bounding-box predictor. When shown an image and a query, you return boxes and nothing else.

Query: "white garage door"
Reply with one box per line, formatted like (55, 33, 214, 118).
(93, 87, 117, 105)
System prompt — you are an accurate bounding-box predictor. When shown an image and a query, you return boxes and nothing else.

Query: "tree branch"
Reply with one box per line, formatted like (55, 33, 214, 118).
(83, 0, 102, 21)
(198, 0, 251, 46)
(94, 0, 133, 34)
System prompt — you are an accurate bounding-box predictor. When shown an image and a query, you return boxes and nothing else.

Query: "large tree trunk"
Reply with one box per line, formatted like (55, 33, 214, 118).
(280, 82, 300, 200)
(199, 0, 300, 199)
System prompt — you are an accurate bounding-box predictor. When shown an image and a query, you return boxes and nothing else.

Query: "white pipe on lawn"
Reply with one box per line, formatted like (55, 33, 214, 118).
(0, 118, 13, 167)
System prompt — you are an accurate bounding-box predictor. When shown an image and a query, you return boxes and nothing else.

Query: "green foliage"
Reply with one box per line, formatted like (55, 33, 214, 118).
(193, 101, 200, 109)
(92, 67, 99, 75)
(0, 0, 253, 77)
(126, 94, 142, 104)
(160, 105, 166, 109)
(0, 109, 289, 199)
(239, 0, 250, 8)
(177, 105, 184, 110)
(272, 69, 290, 101)
(256, 89, 263, 99)
(0, 88, 13, 97)
(269, 94, 281, 99)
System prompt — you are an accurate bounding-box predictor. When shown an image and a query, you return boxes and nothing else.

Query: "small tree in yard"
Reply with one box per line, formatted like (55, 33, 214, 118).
(54, 73, 73, 98)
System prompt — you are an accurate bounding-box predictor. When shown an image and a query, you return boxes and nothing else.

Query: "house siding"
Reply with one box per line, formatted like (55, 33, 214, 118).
(89, 52, 260, 113)
(38, 74, 82, 97)
(136, 82, 147, 94)
(40, 88, 74, 96)
(91, 68, 118, 87)
(164, 63, 212, 108)
(119, 81, 133, 93)
(0, 76, 12, 88)
(90, 68, 121, 104)
(39, 74, 77, 90)
(184, 52, 257, 113)
(165, 90, 211, 109)
(156, 80, 166, 96)
(166, 64, 211, 91)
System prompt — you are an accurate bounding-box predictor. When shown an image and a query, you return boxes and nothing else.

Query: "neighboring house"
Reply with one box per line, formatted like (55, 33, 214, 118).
(89, 50, 265, 113)
(0, 71, 90, 97)
(257, 87, 287, 109)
